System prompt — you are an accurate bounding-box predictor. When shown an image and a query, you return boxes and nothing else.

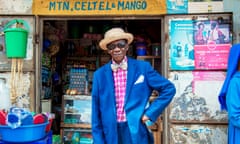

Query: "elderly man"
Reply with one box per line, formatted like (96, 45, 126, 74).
(91, 27, 176, 144)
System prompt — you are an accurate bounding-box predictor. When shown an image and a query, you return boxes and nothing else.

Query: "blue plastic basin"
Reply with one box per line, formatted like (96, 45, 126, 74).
(0, 122, 48, 143)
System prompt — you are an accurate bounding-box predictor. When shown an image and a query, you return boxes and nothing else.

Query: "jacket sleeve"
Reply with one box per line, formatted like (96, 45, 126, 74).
(144, 63, 176, 122)
(226, 77, 240, 128)
(91, 72, 106, 144)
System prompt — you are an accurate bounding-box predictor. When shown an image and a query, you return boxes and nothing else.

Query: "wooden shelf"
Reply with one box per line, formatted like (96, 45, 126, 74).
(61, 94, 92, 140)
(64, 112, 82, 115)
(64, 94, 91, 100)
(66, 56, 97, 61)
(137, 56, 161, 59)
(61, 122, 91, 129)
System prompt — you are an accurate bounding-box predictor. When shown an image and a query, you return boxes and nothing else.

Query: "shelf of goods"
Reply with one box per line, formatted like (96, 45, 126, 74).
(61, 95, 92, 143)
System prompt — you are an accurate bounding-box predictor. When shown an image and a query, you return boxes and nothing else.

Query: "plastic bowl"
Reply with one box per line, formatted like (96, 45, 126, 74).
(0, 122, 48, 143)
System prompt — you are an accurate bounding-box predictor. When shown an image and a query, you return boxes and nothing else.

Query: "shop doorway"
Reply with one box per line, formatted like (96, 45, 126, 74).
(39, 17, 164, 143)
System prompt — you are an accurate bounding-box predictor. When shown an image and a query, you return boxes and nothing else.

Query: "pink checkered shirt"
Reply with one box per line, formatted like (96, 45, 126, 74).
(112, 57, 127, 122)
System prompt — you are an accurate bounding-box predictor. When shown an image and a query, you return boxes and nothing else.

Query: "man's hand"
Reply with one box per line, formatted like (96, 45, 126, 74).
(141, 115, 149, 123)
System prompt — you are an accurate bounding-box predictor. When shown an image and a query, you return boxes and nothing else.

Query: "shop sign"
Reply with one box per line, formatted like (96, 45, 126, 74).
(32, 0, 166, 15)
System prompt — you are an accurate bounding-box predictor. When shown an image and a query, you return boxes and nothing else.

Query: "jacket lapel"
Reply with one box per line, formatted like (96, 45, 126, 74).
(125, 58, 137, 104)
(104, 62, 117, 113)
(104, 62, 115, 90)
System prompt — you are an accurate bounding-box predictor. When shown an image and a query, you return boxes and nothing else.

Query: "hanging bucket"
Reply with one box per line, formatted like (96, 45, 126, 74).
(3, 19, 29, 58)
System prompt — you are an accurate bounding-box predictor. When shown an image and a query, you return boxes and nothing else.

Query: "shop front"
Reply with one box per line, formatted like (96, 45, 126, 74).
(0, 0, 233, 143)
(33, 1, 167, 143)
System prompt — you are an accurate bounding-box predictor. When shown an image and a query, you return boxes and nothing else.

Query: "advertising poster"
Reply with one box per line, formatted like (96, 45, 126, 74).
(169, 71, 228, 122)
(169, 19, 231, 70)
(166, 0, 188, 14)
(193, 20, 231, 70)
(169, 20, 195, 70)
(170, 124, 227, 144)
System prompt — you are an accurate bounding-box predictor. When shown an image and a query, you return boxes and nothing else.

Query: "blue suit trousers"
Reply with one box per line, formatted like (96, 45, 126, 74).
(117, 122, 133, 144)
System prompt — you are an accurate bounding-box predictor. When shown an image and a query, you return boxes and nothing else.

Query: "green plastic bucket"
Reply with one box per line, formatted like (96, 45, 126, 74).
(4, 19, 29, 58)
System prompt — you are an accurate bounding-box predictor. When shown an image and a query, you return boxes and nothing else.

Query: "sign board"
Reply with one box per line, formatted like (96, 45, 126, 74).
(32, 0, 166, 15)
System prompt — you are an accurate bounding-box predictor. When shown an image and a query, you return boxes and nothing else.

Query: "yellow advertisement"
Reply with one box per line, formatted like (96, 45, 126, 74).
(32, 0, 166, 15)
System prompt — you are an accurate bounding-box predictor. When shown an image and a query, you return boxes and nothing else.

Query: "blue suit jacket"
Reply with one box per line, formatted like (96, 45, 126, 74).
(91, 57, 176, 144)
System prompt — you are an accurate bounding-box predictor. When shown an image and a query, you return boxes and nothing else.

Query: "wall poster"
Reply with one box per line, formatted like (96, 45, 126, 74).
(169, 71, 228, 122)
(169, 18, 232, 70)
(169, 20, 195, 70)
(193, 20, 231, 70)
(166, 0, 188, 14)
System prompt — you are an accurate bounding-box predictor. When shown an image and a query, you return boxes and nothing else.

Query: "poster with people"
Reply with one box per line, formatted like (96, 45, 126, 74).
(169, 19, 231, 70)
(193, 20, 231, 70)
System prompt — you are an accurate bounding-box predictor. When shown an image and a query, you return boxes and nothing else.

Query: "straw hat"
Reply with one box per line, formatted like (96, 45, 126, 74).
(99, 28, 133, 50)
